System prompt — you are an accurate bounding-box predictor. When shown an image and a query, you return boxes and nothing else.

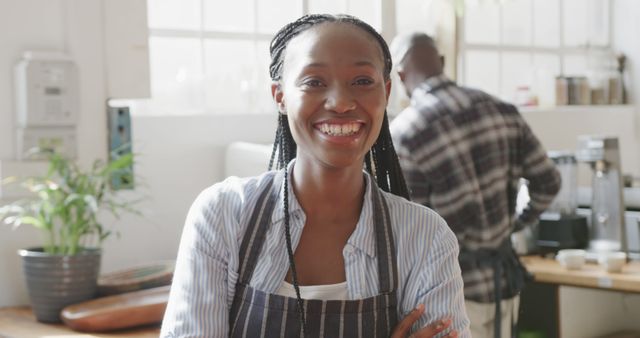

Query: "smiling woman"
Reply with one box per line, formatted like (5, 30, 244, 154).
(160, 14, 470, 338)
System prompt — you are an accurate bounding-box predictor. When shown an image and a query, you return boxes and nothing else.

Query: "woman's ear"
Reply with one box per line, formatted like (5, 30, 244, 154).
(271, 82, 286, 114)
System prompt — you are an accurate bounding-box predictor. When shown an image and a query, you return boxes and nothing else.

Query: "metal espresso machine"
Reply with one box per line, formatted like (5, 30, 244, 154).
(576, 135, 627, 255)
(536, 151, 589, 253)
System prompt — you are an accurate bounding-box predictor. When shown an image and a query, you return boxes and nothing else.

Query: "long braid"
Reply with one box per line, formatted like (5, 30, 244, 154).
(266, 13, 409, 334)
(279, 113, 307, 334)
(268, 118, 281, 171)
(368, 113, 410, 199)
(283, 161, 307, 335)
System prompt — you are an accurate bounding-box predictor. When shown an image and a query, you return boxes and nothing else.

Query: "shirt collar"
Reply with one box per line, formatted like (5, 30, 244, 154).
(411, 73, 453, 97)
(271, 160, 377, 259)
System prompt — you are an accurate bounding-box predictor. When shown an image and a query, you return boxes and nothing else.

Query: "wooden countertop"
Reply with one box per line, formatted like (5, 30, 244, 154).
(0, 306, 160, 338)
(521, 255, 640, 292)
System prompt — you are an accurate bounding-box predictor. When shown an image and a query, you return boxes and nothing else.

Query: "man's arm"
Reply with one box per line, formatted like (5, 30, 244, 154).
(517, 121, 561, 228)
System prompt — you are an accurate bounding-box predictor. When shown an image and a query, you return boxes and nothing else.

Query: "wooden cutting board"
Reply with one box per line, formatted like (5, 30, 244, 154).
(61, 285, 170, 332)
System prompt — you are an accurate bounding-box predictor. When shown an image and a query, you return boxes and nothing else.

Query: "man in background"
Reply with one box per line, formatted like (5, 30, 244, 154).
(389, 32, 561, 338)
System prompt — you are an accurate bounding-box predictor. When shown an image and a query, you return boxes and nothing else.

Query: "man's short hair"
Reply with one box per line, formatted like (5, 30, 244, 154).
(389, 32, 437, 67)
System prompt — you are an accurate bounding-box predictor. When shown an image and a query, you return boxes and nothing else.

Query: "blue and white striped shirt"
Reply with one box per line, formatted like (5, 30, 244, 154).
(161, 168, 471, 337)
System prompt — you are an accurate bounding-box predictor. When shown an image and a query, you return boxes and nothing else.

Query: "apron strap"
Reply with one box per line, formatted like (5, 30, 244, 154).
(237, 171, 283, 284)
(370, 184, 398, 294)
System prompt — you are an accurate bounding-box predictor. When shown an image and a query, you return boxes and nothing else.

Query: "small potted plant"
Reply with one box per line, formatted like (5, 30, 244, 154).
(0, 149, 139, 323)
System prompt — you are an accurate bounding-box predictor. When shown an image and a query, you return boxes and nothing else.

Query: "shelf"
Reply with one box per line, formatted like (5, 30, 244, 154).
(519, 104, 635, 114)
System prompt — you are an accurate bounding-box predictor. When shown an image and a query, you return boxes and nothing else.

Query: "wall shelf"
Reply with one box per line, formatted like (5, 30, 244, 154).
(519, 104, 636, 114)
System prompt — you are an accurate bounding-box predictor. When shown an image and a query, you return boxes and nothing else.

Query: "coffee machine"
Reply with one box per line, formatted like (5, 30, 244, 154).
(536, 151, 589, 252)
(576, 135, 627, 254)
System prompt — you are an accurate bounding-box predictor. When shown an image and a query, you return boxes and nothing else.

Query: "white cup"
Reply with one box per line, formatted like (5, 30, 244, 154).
(598, 251, 627, 273)
(556, 249, 586, 270)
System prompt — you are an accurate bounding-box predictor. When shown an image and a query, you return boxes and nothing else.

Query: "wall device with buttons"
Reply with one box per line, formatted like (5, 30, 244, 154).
(14, 51, 78, 159)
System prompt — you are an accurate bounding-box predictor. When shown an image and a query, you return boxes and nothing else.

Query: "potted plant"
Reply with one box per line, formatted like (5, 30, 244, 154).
(0, 149, 139, 323)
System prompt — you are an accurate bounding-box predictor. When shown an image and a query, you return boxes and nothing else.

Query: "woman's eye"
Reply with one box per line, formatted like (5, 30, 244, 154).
(302, 79, 324, 87)
(353, 78, 374, 86)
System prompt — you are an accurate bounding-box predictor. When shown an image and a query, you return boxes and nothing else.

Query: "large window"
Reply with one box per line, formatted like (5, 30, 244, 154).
(459, 0, 612, 106)
(138, 0, 381, 115)
(139, 0, 606, 115)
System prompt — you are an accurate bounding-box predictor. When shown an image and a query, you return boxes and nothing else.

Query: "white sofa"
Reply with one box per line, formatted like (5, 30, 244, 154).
(224, 142, 274, 178)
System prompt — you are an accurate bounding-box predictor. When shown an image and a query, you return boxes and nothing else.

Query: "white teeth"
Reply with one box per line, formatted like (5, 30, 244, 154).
(330, 125, 340, 134)
(318, 123, 361, 136)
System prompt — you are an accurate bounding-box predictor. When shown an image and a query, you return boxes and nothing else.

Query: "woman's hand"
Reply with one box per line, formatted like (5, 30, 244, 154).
(390, 304, 458, 338)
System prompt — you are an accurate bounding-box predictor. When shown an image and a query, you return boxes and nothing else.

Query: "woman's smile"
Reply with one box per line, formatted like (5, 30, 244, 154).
(313, 119, 365, 146)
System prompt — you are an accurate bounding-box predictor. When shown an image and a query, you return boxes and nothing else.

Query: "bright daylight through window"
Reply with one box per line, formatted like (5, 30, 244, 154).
(136, 0, 612, 115)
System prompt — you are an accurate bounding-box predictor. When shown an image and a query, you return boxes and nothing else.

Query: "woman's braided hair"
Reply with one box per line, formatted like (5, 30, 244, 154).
(267, 14, 409, 335)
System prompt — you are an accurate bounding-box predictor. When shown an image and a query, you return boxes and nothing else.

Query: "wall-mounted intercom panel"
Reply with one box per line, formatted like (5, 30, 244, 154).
(14, 51, 78, 160)
(14, 52, 79, 127)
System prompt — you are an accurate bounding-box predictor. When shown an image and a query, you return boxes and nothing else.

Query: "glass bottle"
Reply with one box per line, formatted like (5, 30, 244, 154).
(590, 160, 622, 251)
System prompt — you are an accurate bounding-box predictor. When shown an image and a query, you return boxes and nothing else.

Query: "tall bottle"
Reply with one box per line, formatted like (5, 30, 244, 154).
(590, 160, 622, 251)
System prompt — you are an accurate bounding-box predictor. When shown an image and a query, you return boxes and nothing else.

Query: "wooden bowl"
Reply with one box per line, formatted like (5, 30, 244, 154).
(97, 260, 175, 296)
(61, 285, 170, 332)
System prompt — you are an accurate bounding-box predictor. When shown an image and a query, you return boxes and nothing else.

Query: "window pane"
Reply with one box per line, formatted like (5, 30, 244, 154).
(465, 50, 500, 96)
(501, 52, 531, 102)
(563, 54, 588, 76)
(588, 0, 609, 47)
(346, 0, 379, 30)
(203, 0, 253, 32)
(204, 40, 271, 114)
(533, 53, 561, 106)
(309, 0, 347, 14)
(533, 0, 559, 47)
(396, 0, 431, 33)
(257, 0, 303, 34)
(464, 1, 500, 44)
(563, 0, 588, 47)
(502, 0, 531, 46)
(255, 41, 276, 114)
(149, 37, 204, 114)
(147, 0, 200, 30)
(308, 0, 379, 29)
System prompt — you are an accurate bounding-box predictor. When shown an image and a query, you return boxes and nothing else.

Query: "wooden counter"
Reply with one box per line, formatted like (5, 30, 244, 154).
(0, 306, 160, 338)
(521, 255, 640, 293)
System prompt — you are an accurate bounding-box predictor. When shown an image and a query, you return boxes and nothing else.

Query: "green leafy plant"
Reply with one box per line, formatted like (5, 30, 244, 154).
(0, 150, 140, 255)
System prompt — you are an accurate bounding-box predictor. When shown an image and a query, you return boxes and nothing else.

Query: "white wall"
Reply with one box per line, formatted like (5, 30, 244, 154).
(0, 0, 277, 306)
(0, 0, 106, 306)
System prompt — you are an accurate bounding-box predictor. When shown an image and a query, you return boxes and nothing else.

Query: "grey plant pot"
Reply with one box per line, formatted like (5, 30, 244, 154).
(18, 247, 101, 323)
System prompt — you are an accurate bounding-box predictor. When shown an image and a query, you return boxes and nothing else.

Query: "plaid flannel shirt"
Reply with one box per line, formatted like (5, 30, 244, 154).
(390, 75, 561, 302)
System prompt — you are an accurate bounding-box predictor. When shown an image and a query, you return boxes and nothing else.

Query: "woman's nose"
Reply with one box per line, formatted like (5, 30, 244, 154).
(324, 87, 356, 113)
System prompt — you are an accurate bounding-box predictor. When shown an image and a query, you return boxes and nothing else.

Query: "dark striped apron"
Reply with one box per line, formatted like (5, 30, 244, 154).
(229, 171, 398, 338)
(459, 239, 530, 338)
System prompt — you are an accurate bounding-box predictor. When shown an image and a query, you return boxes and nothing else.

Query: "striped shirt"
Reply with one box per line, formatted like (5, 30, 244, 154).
(390, 75, 561, 303)
(161, 166, 471, 337)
